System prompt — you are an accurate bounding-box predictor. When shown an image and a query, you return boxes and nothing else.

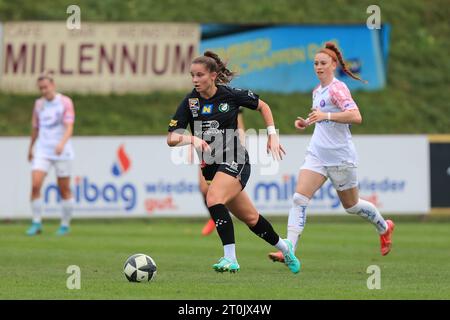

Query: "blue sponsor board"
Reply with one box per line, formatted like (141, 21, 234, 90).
(201, 25, 390, 92)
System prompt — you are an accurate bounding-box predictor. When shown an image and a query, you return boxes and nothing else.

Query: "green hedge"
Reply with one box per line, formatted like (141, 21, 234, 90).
(1, 0, 448, 135)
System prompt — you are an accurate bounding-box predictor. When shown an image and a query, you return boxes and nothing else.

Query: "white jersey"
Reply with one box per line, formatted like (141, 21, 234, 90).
(32, 93, 75, 160)
(307, 78, 358, 166)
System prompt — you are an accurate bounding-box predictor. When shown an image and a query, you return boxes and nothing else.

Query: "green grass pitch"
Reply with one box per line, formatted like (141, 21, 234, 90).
(0, 218, 449, 299)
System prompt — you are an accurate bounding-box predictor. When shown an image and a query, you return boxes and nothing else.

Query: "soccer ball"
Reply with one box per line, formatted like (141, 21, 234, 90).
(123, 253, 157, 282)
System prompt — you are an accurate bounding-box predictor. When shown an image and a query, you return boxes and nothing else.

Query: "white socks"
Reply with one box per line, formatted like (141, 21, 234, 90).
(31, 198, 73, 227)
(284, 194, 387, 254)
(346, 199, 387, 234)
(275, 238, 289, 254)
(225, 238, 289, 261)
(287, 193, 309, 250)
(61, 198, 74, 227)
(224, 244, 237, 261)
(31, 199, 43, 224)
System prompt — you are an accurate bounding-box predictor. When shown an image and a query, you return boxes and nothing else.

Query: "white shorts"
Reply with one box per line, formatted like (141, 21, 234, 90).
(300, 153, 358, 191)
(31, 158, 72, 178)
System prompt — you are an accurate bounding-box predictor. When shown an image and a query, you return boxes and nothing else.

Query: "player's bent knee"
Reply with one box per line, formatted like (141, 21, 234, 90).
(58, 186, 71, 199)
(292, 192, 309, 206)
(31, 185, 41, 197)
(206, 193, 223, 208)
(200, 188, 208, 198)
(244, 212, 259, 227)
(61, 190, 72, 199)
(345, 200, 360, 214)
(199, 184, 208, 197)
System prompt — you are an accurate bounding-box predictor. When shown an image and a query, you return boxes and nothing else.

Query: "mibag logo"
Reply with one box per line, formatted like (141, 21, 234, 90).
(112, 144, 131, 177)
(253, 175, 343, 209)
(253, 175, 405, 210)
(44, 145, 137, 211)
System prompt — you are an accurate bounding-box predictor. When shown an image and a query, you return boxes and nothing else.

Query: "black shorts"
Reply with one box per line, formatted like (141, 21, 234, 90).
(201, 161, 251, 190)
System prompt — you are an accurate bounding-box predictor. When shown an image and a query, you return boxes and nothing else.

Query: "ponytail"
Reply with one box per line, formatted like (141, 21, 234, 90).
(192, 51, 236, 84)
(319, 42, 367, 84)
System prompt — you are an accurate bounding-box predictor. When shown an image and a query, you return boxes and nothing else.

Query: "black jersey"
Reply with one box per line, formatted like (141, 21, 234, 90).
(168, 85, 259, 165)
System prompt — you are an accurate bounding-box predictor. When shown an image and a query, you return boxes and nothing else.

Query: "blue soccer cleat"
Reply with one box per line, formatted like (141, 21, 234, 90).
(56, 225, 70, 236)
(212, 257, 240, 273)
(282, 239, 301, 274)
(26, 222, 42, 236)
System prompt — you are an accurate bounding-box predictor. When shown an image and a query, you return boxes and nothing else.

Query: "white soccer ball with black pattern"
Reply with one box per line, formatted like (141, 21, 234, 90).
(123, 254, 157, 282)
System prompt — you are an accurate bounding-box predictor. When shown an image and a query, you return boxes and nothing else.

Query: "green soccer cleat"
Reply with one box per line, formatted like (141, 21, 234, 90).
(56, 225, 70, 236)
(282, 239, 301, 274)
(212, 257, 240, 273)
(26, 222, 42, 236)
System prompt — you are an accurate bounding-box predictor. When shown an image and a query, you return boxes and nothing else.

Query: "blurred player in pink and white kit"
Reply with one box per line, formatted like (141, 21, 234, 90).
(26, 72, 75, 236)
(269, 42, 395, 262)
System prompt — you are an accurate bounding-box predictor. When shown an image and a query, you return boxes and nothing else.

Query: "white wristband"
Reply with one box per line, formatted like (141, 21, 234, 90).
(267, 125, 277, 135)
(327, 112, 331, 121)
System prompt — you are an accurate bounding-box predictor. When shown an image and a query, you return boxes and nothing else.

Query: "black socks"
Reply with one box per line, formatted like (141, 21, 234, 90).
(249, 214, 279, 246)
(208, 204, 279, 247)
(208, 204, 235, 245)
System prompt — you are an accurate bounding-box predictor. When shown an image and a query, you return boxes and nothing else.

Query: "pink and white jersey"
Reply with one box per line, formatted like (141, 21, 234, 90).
(307, 78, 358, 166)
(32, 93, 75, 160)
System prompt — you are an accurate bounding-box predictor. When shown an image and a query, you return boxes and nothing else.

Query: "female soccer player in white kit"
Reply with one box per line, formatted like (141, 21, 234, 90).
(269, 42, 395, 262)
(26, 73, 75, 236)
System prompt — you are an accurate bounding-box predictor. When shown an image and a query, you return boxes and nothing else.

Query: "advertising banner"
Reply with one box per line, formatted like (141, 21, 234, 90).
(201, 25, 389, 92)
(0, 22, 199, 93)
(0, 135, 429, 219)
(246, 135, 429, 214)
(429, 138, 450, 208)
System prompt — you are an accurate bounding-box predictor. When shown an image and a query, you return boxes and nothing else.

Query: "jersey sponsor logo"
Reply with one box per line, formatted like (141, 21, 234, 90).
(201, 104, 213, 115)
(200, 120, 223, 135)
(344, 102, 356, 109)
(40, 109, 61, 128)
(226, 161, 239, 173)
(188, 98, 200, 117)
(189, 98, 199, 107)
(247, 90, 256, 99)
(209, 120, 220, 129)
(218, 103, 230, 112)
(169, 119, 178, 127)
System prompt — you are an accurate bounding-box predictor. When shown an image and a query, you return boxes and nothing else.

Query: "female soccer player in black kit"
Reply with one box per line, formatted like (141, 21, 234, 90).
(200, 108, 245, 236)
(167, 51, 300, 274)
